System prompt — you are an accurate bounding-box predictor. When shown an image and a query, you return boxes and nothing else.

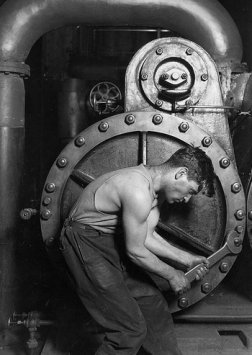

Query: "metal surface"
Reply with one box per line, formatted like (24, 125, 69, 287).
(125, 37, 235, 162)
(40, 111, 245, 312)
(0, 72, 25, 330)
(0, 0, 242, 65)
(58, 78, 88, 144)
(246, 177, 252, 248)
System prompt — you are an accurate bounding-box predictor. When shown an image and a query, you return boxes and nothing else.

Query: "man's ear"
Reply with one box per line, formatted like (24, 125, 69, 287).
(175, 167, 188, 180)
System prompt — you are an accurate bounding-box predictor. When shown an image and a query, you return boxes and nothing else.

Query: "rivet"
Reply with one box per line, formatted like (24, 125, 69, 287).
(155, 99, 163, 107)
(99, 121, 109, 132)
(186, 48, 193, 55)
(45, 183, 56, 193)
(141, 72, 148, 81)
(201, 282, 212, 294)
(234, 238, 242, 247)
(202, 136, 212, 147)
(156, 47, 163, 55)
(219, 157, 230, 168)
(219, 262, 229, 273)
(231, 182, 241, 193)
(235, 209, 245, 220)
(41, 209, 52, 220)
(56, 157, 68, 168)
(75, 136, 85, 147)
(178, 297, 189, 309)
(152, 114, 163, 125)
(201, 74, 208, 81)
(179, 122, 189, 132)
(235, 225, 244, 234)
(125, 114, 135, 125)
(248, 210, 252, 220)
(185, 100, 193, 107)
(43, 196, 52, 206)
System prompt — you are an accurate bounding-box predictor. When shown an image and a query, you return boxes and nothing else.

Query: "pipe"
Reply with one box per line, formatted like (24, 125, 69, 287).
(0, 0, 242, 333)
(0, 0, 242, 66)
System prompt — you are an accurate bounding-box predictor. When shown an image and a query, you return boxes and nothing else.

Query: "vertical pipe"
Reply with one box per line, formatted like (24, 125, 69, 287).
(0, 73, 25, 330)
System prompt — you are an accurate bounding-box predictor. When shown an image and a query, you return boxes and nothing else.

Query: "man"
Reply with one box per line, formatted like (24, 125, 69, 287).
(60, 146, 215, 355)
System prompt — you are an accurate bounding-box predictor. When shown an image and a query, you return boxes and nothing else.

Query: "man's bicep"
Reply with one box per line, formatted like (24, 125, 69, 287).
(121, 191, 151, 254)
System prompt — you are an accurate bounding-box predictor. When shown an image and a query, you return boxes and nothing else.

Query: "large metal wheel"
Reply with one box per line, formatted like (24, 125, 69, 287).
(40, 111, 245, 312)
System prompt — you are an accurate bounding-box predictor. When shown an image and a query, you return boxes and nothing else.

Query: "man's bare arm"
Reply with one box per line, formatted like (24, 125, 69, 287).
(121, 185, 190, 294)
(144, 207, 209, 280)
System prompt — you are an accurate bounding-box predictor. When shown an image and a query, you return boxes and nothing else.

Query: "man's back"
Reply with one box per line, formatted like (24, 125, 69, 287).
(69, 164, 156, 234)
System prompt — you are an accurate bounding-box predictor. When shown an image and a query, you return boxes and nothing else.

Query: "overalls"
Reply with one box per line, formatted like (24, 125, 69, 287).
(60, 217, 182, 355)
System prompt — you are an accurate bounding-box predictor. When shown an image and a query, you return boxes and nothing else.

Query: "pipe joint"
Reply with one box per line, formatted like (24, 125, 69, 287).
(0, 61, 30, 78)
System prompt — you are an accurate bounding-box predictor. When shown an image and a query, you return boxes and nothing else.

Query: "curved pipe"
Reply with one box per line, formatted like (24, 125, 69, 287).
(0, 0, 242, 66)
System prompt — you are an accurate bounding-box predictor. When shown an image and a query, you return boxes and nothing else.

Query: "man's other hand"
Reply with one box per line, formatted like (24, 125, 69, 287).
(168, 269, 191, 295)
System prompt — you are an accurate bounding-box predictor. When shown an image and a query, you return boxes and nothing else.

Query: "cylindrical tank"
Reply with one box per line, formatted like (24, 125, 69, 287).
(57, 78, 88, 146)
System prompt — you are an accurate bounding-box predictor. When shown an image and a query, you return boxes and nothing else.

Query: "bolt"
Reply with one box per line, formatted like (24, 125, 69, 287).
(179, 122, 189, 132)
(171, 72, 180, 81)
(56, 157, 67, 168)
(201, 282, 212, 294)
(185, 100, 193, 107)
(202, 136, 212, 147)
(141, 72, 148, 81)
(161, 73, 169, 80)
(186, 48, 193, 55)
(125, 114, 135, 125)
(99, 121, 109, 132)
(43, 197, 52, 206)
(41, 209, 52, 220)
(235, 225, 244, 234)
(234, 237, 242, 247)
(231, 182, 241, 193)
(178, 297, 189, 309)
(45, 183, 56, 193)
(219, 262, 229, 273)
(156, 47, 163, 55)
(235, 209, 245, 220)
(248, 210, 252, 220)
(219, 157, 230, 169)
(181, 73, 188, 80)
(155, 99, 163, 107)
(75, 136, 85, 147)
(201, 74, 208, 81)
(152, 114, 163, 125)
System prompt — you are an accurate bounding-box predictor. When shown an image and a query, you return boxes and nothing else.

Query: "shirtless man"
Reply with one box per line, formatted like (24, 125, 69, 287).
(60, 146, 215, 355)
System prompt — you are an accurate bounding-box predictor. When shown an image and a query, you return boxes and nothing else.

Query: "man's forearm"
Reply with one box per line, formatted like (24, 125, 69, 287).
(145, 231, 192, 267)
(127, 247, 177, 281)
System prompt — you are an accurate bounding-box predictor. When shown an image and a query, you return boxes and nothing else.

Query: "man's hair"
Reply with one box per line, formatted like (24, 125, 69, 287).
(161, 146, 215, 196)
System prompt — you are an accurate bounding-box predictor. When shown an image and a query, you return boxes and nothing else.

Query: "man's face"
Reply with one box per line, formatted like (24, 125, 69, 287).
(164, 168, 200, 204)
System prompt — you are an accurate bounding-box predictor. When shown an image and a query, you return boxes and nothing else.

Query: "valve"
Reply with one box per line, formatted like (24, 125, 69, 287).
(20, 208, 38, 220)
(8, 311, 55, 351)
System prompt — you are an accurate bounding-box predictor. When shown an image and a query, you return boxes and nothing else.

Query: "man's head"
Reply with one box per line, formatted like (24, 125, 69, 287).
(158, 146, 215, 204)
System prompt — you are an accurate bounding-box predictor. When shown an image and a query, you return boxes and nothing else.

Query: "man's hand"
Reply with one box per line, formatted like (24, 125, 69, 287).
(168, 269, 191, 295)
(186, 254, 209, 281)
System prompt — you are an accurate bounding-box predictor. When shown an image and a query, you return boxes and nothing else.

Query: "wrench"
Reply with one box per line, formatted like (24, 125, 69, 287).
(185, 230, 242, 283)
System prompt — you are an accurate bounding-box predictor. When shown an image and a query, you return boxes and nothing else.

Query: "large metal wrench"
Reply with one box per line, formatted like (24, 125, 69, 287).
(185, 230, 242, 283)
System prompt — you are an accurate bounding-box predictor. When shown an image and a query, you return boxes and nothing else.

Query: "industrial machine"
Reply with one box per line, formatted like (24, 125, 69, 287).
(1, 0, 252, 354)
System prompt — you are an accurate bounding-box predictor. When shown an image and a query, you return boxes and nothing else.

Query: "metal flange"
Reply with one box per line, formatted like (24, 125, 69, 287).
(40, 111, 245, 312)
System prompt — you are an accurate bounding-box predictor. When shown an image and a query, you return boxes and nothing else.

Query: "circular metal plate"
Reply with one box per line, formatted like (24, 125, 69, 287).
(139, 41, 208, 111)
(40, 111, 245, 311)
